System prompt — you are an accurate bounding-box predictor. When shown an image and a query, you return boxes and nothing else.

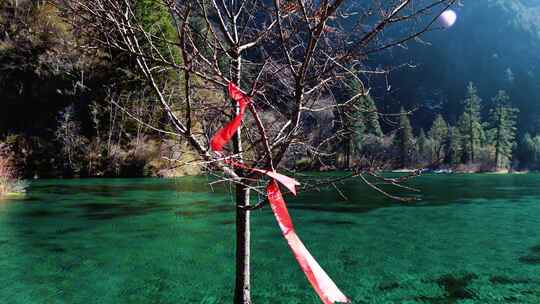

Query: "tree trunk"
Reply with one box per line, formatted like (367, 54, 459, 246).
(469, 112, 475, 163)
(231, 49, 251, 303)
(495, 112, 502, 169)
(234, 185, 251, 304)
(344, 138, 351, 169)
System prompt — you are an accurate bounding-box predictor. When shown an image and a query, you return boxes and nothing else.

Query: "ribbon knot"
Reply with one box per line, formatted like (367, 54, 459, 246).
(210, 82, 349, 304)
(209, 83, 251, 153)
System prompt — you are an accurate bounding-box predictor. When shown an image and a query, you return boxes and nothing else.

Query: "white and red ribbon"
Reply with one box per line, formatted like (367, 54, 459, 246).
(210, 82, 349, 304)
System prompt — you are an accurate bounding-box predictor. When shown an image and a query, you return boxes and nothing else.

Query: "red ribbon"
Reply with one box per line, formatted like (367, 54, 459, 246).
(210, 83, 251, 152)
(210, 82, 349, 304)
(266, 180, 349, 304)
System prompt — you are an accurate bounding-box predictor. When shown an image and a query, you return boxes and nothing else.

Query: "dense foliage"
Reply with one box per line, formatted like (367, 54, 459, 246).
(1, 0, 539, 176)
(0, 0, 199, 178)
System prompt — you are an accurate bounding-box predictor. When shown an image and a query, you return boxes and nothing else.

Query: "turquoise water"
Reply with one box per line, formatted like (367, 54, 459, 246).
(1, 174, 540, 303)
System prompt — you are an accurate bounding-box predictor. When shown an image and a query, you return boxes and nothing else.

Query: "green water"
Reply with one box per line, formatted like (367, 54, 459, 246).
(1, 174, 540, 303)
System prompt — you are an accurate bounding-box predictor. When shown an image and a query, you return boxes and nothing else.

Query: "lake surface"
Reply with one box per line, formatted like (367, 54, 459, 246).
(1, 174, 540, 303)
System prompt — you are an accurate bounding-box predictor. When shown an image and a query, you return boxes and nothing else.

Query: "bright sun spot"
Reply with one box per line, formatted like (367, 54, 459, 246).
(439, 9, 458, 28)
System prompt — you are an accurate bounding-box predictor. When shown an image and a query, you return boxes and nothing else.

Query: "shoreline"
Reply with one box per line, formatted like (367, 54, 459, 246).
(17, 169, 539, 181)
(390, 168, 531, 175)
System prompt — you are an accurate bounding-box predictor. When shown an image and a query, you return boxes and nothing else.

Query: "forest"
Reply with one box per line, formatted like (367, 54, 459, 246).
(1, 0, 540, 181)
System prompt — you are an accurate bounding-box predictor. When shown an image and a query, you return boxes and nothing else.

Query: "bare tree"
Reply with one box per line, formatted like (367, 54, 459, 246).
(62, 0, 456, 303)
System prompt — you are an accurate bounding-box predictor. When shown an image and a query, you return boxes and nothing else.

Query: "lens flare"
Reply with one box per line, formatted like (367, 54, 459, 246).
(438, 9, 457, 28)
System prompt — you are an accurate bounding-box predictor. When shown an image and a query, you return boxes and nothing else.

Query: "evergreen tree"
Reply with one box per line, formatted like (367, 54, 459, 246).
(339, 80, 362, 167)
(447, 126, 463, 165)
(487, 90, 518, 169)
(134, 0, 178, 57)
(359, 95, 383, 137)
(520, 133, 534, 166)
(519, 133, 540, 169)
(416, 128, 431, 165)
(394, 107, 415, 168)
(417, 128, 427, 149)
(458, 82, 484, 163)
(428, 114, 449, 163)
(339, 79, 383, 167)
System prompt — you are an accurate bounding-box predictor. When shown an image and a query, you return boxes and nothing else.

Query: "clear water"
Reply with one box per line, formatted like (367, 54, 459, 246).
(1, 174, 540, 303)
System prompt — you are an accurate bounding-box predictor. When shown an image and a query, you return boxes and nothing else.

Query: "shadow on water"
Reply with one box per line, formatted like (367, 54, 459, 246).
(285, 173, 540, 215)
(434, 273, 478, 301)
(17, 200, 175, 221)
(35, 241, 67, 253)
(2, 178, 229, 262)
(175, 204, 233, 218)
(310, 219, 356, 225)
(519, 244, 540, 265)
(76, 201, 176, 220)
(20, 208, 72, 218)
(29, 177, 218, 195)
(370, 273, 480, 304)
(489, 275, 532, 285)
(15, 174, 540, 222)
(411, 273, 477, 304)
(54, 226, 87, 235)
(173, 199, 234, 219)
(374, 271, 539, 304)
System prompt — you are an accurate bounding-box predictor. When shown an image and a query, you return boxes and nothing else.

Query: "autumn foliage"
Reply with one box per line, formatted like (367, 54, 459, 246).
(0, 145, 17, 196)
(0, 161, 13, 196)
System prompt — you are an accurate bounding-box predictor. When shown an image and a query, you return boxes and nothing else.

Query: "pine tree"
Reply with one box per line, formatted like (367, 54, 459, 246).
(428, 114, 449, 163)
(135, 0, 178, 56)
(339, 79, 383, 167)
(416, 128, 431, 164)
(359, 95, 383, 137)
(394, 107, 415, 168)
(487, 90, 518, 169)
(339, 80, 361, 167)
(520, 133, 533, 166)
(531, 136, 540, 166)
(520, 133, 540, 169)
(458, 82, 484, 163)
(447, 126, 462, 165)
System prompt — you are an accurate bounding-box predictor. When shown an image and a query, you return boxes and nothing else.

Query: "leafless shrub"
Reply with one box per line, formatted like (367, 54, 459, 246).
(0, 143, 26, 196)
